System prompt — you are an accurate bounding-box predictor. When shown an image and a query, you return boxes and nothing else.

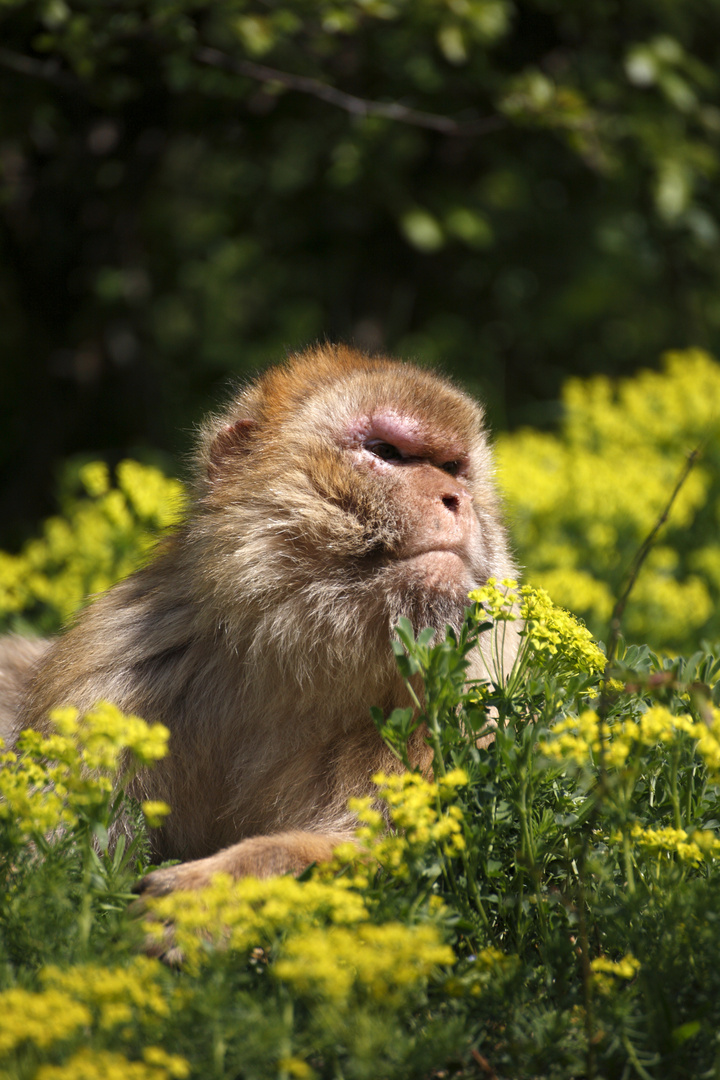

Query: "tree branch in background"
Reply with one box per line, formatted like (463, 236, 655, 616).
(196, 46, 505, 136)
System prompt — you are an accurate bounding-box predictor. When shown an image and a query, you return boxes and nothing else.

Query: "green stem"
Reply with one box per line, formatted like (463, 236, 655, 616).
(405, 679, 423, 714)
(669, 748, 682, 831)
(621, 1033, 657, 1080)
(517, 781, 533, 864)
(425, 705, 447, 779)
(577, 841, 595, 1080)
(687, 774, 705, 826)
(517, 774, 547, 937)
(623, 829, 636, 894)
(459, 841, 490, 933)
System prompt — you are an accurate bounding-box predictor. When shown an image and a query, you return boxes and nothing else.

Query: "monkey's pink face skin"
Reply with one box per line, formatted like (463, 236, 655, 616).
(343, 411, 470, 479)
(342, 411, 480, 590)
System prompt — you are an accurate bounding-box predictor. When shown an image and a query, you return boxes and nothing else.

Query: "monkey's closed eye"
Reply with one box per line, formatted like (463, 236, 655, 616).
(367, 441, 404, 462)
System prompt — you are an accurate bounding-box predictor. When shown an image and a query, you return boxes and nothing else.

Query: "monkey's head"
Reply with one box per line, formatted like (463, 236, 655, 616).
(189, 344, 514, 658)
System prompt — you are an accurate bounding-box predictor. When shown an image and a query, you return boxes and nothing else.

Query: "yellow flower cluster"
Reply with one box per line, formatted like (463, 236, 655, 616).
(0, 962, 185, 1078)
(340, 770, 468, 879)
(274, 922, 454, 1004)
(376, 768, 467, 846)
(144, 774, 460, 997)
(0, 459, 184, 631)
(520, 583, 606, 673)
(470, 579, 606, 675)
(35, 1047, 189, 1080)
(41, 958, 172, 1029)
(591, 954, 640, 994)
(469, 577, 520, 622)
(276, 1057, 315, 1080)
(49, 701, 170, 770)
(0, 702, 169, 839)
(146, 869, 455, 1002)
(496, 347, 720, 649)
(541, 704, 720, 774)
(141, 800, 172, 828)
(115, 460, 184, 529)
(628, 824, 720, 864)
(0, 987, 91, 1055)
(145, 873, 369, 970)
(0, 737, 78, 836)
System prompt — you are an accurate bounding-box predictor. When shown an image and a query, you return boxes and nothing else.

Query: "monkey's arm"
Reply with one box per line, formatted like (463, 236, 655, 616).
(135, 829, 354, 895)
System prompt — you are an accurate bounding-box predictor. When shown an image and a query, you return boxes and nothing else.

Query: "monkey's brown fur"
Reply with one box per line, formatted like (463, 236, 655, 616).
(0, 636, 51, 737)
(5, 344, 518, 894)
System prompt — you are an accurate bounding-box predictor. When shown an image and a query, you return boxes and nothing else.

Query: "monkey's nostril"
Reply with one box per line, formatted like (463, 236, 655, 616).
(442, 494, 460, 512)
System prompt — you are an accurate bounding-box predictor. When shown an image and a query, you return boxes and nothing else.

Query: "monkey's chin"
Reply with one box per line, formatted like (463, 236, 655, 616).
(399, 550, 472, 593)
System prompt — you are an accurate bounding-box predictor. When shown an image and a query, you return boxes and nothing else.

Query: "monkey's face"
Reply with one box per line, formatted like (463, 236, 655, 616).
(339, 408, 480, 594)
(197, 347, 512, 641)
(286, 369, 504, 635)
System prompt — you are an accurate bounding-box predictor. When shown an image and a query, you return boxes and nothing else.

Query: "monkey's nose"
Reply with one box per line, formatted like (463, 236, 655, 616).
(441, 494, 460, 513)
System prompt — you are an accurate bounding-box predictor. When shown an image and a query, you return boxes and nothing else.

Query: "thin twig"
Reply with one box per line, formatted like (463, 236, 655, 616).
(605, 447, 700, 671)
(0, 42, 506, 137)
(596, 446, 700, 776)
(196, 46, 505, 136)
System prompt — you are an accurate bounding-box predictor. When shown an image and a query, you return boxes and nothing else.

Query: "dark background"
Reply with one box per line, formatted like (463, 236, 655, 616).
(2, 0, 719, 547)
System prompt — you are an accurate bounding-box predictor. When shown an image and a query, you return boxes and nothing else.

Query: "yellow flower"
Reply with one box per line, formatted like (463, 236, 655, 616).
(79, 461, 111, 498)
(591, 953, 640, 994)
(470, 581, 605, 677)
(0, 458, 185, 630)
(277, 1057, 316, 1079)
(469, 578, 519, 620)
(35, 1047, 190, 1080)
(629, 824, 720, 864)
(541, 705, 717, 772)
(41, 957, 172, 1028)
(0, 988, 90, 1054)
(142, 1047, 191, 1078)
(439, 767, 469, 788)
(0, 706, 169, 841)
(142, 800, 172, 827)
(274, 922, 454, 1005)
(145, 874, 369, 970)
(496, 348, 720, 649)
(69, 701, 169, 770)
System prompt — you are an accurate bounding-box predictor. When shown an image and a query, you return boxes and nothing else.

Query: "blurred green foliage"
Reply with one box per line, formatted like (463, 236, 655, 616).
(2, 0, 720, 546)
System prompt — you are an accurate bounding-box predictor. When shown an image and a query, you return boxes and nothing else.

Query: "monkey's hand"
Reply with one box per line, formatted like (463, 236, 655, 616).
(134, 829, 354, 897)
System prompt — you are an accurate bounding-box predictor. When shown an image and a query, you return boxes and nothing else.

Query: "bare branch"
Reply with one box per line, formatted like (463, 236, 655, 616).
(196, 47, 504, 137)
(0, 43, 504, 138)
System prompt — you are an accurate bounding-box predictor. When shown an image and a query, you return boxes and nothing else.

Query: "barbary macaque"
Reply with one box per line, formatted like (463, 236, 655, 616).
(1, 344, 518, 894)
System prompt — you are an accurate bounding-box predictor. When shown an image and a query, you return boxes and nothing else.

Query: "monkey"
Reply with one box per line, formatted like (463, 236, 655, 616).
(3, 344, 519, 895)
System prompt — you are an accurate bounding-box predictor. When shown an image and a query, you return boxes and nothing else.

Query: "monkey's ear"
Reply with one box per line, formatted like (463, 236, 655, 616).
(208, 419, 257, 480)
